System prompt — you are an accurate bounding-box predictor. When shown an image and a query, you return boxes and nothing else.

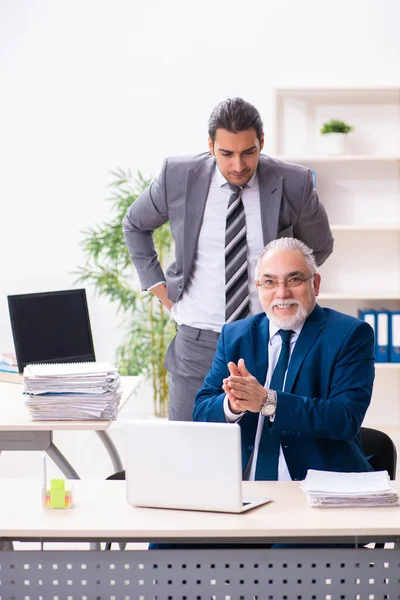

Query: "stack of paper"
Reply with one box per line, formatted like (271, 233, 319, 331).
(301, 469, 399, 508)
(23, 362, 122, 420)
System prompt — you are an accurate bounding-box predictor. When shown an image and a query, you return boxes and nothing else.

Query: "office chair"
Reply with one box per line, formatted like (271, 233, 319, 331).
(107, 470, 125, 480)
(360, 426, 397, 549)
(104, 471, 126, 550)
(360, 427, 397, 480)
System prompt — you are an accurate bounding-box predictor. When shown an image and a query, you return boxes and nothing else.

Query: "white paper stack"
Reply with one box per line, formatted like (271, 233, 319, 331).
(23, 362, 122, 420)
(301, 469, 399, 508)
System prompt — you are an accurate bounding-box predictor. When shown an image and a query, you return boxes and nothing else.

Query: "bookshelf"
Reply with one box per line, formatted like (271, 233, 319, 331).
(273, 86, 400, 428)
(277, 155, 400, 163)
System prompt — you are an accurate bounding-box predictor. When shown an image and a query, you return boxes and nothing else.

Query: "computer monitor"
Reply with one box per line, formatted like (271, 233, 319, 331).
(8, 289, 96, 373)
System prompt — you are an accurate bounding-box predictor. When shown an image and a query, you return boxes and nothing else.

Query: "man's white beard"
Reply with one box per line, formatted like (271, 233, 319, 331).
(266, 299, 310, 330)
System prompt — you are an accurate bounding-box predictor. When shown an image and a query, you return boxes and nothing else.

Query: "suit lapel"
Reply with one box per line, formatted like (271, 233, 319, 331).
(284, 304, 326, 393)
(249, 315, 270, 385)
(240, 315, 269, 469)
(182, 156, 215, 285)
(258, 158, 283, 245)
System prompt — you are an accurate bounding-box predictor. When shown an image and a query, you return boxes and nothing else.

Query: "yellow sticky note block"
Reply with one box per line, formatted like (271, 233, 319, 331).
(50, 479, 66, 508)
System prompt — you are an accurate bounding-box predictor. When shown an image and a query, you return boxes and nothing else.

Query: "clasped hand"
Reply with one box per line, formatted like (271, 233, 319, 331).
(223, 358, 267, 415)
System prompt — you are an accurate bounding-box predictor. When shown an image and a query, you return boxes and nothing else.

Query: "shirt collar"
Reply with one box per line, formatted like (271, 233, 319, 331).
(215, 165, 258, 189)
(269, 320, 304, 343)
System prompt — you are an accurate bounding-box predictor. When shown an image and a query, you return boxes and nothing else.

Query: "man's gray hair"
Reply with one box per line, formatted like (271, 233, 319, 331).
(255, 237, 319, 278)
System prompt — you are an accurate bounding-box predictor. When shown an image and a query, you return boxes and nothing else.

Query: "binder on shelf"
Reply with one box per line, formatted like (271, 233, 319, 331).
(376, 310, 390, 363)
(311, 170, 316, 187)
(390, 311, 400, 363)
(358, 309, 376, 333)
(358, 309, 378, 362)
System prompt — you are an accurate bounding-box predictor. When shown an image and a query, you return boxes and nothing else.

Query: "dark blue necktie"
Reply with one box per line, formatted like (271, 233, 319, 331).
(255, 329, 293, 480)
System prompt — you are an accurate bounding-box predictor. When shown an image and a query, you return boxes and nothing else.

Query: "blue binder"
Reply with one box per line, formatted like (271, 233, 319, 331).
(311, 170, 317, 187)
(376, 310, 390, 363)
(358, 310, 376, 332)
(389, 311, 400, 363)
(358, 309, 377, 359)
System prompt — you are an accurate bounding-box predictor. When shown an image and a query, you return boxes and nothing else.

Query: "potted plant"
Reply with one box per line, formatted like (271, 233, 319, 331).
(320, 119, 354, 155)
(75, 169, 175, 418)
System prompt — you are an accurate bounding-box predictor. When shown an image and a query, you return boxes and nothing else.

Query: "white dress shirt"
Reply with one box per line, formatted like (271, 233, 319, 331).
(171, 166, 264, 332)
(224, 321, 304, 481)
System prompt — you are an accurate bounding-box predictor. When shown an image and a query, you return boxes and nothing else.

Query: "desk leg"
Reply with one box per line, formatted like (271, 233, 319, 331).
(46, 443, 80, 479)
(0, 540, 13, 551)
(96, 431, 125, 552)
(96, 431, 123, 473)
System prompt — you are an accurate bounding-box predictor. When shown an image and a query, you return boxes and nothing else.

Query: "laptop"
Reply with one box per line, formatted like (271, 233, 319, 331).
(124, 420, 271, 513)
(8, 289, 96, 374)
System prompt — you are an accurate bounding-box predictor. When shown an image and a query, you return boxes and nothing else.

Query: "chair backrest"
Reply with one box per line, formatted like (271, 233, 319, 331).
(360, 427, 397, 480)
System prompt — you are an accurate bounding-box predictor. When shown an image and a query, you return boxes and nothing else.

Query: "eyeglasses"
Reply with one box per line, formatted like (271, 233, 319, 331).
(256, 275, 314, 290)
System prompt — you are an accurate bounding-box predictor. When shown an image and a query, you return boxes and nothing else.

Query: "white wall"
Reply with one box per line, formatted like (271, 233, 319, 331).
(1, 0, 399, 362)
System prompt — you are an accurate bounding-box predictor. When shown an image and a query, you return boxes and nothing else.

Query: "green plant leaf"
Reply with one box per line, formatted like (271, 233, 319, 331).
(75, 169, 174, 416)
(320, 119, 353, 135)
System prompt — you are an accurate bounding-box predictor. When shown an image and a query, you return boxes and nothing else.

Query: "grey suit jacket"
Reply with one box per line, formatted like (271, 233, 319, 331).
(122, 152, 334, 303)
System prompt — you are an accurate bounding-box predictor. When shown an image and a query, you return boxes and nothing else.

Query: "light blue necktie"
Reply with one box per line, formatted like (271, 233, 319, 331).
(255, 329, 293, 480)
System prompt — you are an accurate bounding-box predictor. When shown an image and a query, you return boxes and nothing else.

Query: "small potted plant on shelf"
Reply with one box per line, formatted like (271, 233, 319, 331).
(320, 119, 354, 155)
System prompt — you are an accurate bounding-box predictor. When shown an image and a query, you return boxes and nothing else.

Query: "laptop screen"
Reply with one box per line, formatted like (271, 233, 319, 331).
(8, 289, 96, 373)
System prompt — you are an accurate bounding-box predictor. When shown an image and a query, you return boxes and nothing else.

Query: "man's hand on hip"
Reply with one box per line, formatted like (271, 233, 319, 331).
(223, 358, 267, 413)
(150, 283, 175, 310)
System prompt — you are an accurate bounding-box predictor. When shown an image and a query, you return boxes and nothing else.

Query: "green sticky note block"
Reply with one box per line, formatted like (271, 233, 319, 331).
(51, 479, 65, 491)
(50, 479, 66, 508)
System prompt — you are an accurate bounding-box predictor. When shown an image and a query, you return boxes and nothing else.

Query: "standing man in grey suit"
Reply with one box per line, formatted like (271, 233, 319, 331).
(122, 97, 334, 421)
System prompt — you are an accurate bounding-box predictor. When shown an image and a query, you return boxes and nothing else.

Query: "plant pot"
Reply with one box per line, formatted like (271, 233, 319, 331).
(323, 132, 347, 155)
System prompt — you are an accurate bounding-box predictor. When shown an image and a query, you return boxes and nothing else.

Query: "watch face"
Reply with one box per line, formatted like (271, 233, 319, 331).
(262, 402, 276, 417)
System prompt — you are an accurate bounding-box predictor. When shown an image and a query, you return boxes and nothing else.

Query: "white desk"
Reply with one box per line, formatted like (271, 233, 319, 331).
(0, 376, 142, 478)
(0, 479, 399, 544)
(1, 480, 400, 599)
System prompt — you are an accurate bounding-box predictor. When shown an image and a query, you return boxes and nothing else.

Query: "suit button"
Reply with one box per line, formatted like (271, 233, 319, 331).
(178, 284, 183, 291)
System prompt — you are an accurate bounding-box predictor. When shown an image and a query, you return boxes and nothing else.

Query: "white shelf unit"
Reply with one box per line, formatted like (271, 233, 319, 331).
(276, 155, 400, 163)
(273, 87, 400, 428)
(330, 225, 400, 232)
(273, 87, 400, 157)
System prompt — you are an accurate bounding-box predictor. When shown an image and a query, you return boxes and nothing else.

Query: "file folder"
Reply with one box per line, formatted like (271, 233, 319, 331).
(311, 170, 317, 187)
(358, 310, 376, 334)
(390, 311, 400, 363)
(376, 310, 390, 363)
(358, 310, 377, 362)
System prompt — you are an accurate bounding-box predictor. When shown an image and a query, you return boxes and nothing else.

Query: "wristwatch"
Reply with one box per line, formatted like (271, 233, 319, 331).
(260, 389, 277, 417)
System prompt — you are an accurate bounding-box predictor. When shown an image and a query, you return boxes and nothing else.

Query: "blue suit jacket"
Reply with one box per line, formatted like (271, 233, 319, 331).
(193, 305, 375, 480)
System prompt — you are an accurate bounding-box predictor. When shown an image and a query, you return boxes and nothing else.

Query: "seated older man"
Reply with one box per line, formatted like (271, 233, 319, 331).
(193, 237, 375, 481)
